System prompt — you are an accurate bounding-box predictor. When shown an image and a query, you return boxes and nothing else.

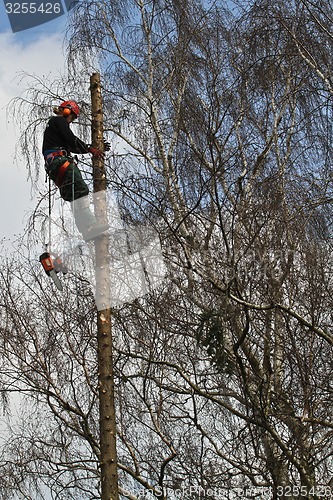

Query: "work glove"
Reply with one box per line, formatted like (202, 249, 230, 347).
(89, 147, 104, 158)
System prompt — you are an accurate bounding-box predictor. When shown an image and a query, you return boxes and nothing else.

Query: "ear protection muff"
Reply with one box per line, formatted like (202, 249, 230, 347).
(62, 107, 71, 116)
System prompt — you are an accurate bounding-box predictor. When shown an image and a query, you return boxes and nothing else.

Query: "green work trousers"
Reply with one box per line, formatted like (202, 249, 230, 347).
(47, 157, 89, 201)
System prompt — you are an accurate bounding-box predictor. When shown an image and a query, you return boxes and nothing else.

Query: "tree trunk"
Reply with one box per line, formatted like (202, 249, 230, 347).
(90, 72, 119, 500)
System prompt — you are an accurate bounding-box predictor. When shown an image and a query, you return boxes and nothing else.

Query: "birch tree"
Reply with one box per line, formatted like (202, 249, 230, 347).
(67, 0, 333, 495)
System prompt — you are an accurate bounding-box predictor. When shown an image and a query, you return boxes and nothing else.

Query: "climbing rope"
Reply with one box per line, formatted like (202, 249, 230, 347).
(48, 175, 52, 253)
(71, 157, 81, 306)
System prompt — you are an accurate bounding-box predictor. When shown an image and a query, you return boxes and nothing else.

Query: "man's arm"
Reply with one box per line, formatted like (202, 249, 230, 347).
(55, 116, 91, 154)
(53, 116, 108, 157)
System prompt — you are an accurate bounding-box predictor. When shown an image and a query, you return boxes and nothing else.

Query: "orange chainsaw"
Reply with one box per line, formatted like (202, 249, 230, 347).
(39, 252, 68, 291)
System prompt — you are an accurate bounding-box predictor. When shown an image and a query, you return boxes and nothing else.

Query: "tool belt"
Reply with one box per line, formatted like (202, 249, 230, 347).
(44, 148, 68, 164)
(44, 149, 71, 187)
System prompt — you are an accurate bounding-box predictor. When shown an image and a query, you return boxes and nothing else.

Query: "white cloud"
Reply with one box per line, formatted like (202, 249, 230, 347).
(0, 32, 65, 244)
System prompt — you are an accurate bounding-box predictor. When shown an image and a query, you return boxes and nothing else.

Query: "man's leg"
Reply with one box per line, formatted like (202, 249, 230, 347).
(59, 162, 89, 201)
(59, 163, 108, 241)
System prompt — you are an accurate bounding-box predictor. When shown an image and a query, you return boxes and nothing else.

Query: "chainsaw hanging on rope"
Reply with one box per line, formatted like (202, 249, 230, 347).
(38, 174, 68, 292)
(39, 252, 65, 292)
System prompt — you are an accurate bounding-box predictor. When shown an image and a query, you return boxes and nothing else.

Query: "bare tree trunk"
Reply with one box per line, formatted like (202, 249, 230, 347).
(90, 72, 119, 500)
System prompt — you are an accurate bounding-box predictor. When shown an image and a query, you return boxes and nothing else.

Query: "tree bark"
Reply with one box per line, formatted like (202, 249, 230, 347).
(90, 72, 119, 500)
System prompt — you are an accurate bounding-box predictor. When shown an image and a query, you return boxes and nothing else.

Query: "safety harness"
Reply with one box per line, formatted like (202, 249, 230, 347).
(44, 149, 71, 187)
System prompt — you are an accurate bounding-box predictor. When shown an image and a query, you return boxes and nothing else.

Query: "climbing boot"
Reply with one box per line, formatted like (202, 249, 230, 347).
(70, 195, 109, 241)
(82, 223, 109, 242)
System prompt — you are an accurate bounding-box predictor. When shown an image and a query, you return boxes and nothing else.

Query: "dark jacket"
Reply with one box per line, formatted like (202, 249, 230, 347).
(42, 115, 90, 155)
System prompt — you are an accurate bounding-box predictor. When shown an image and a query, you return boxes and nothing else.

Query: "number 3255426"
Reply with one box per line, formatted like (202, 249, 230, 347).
(5, 3, 62, 14)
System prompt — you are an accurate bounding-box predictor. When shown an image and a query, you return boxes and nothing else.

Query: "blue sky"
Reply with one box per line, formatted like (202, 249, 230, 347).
(0, 1, 10, 32)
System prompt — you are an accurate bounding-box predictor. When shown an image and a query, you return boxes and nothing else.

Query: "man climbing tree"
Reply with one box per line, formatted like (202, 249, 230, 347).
(42, 100, 109, 241)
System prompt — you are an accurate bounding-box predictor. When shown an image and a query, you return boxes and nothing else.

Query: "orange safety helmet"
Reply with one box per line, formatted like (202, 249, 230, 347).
(59, 100, 80, 117)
